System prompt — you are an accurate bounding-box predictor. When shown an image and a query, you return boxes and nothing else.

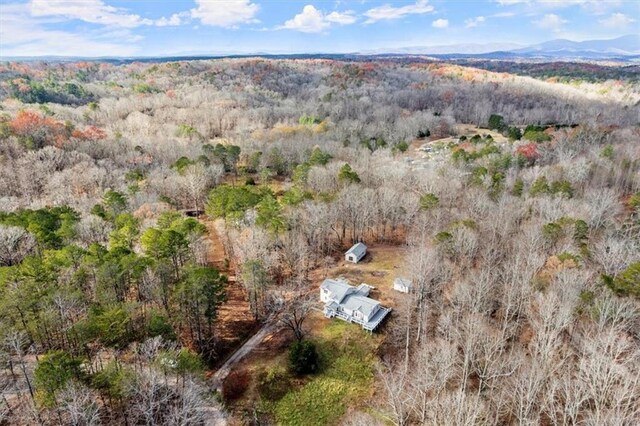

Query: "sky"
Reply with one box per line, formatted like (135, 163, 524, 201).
(0, 0, 638, 57)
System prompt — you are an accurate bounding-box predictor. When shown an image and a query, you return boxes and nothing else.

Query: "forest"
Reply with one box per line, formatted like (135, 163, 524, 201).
(0, 58, 639, 425)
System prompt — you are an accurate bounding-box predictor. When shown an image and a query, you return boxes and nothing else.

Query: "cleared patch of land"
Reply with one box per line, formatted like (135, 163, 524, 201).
(222, 243, 409, 424)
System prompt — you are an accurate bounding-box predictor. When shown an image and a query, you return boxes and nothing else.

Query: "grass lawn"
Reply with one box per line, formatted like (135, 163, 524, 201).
(263, 319, 382, 425)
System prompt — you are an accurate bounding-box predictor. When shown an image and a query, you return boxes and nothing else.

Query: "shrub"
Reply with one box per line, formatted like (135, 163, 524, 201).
(133, 83, 158, 94)
(516, 143, 539, 164)
(308, 147, 332, 165)
(557, 252, 580, 264)
(338, 164, 361, 184)
(289, 340, 319, 375)
(396, 141, 409, 153)
(125, 168, 145, 183)
(417, 129, 430, 138)
(85, 305, 135, 349)
(171, 156, 196, 174)
(34, 350, 84, 406)
(435, 231, 453, 245)
(573, 219, 589, 243)
(575, 290, 596, 315)
(600, 144, 614, 159)
(156, 348, 205, 378)
(488, 114, 505, 131)
(360, 137, 387, 152)
(91, 361, 132, 401)
(530, 176, 550, 196)
(147, 311, 176, 341)
(223, 369, 251, 402)
(523, 130, 551, 142)
(551, 180, 574, 198)
(628, 193, 640, 210)
(507, 126, 522, 140)
(469, 166, 488, 186)
(282, 188, 313, 206)
(605, 262, 640, 298)
(176, 124, 198, 138)
(542, 222, 563, 245)
(512, 179, 524, 197)
(102, 190, 128, 219)
(419, 193, 440, 210)
(299, 115, 322, 125)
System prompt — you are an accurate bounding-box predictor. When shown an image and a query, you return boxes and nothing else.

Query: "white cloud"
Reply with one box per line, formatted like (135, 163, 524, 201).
(1, 3, 140, 57)
(280, 5, 356, 33)
(28, 0, 185, 28)
(533, 13, 567, 31)
(465, 16, 486, 28)
(496, 0, 621, 14)
(326, 11, 357, 25)
(432, 18, 449, 29)
(28, 0, 153, 27)
(282, 5, 329, 33)
(191, 0, 259, 27)
(536, 0, 621, 10)
(155, 12, 189, 27)
(599, 13, 636, 28)
(364, 0, 434, 24)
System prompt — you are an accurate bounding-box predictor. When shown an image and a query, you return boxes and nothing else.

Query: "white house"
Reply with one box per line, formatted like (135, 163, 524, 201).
(345, 242, 367, 263)
(393, 277, 412, 294)
(320, 278, 391, 331)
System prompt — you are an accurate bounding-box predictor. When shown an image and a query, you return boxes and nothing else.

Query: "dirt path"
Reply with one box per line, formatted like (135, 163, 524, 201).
(210, 319, 281, 392)
(202, 220, 259, 364)
(201, 218, 285, 394)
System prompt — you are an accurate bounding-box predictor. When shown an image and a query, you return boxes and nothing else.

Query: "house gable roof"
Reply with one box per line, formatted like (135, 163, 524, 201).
(394, 277, 412, 288)
(342, 294, 380, 318)
(346, 242, 367, 257)
(321, 278, 353, 304)
(321, 279, 380, 318)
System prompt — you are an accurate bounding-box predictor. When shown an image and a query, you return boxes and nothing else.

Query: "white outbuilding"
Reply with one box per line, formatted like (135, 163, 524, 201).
(345, 242, 367, 263)
(393, 277, 412, 294)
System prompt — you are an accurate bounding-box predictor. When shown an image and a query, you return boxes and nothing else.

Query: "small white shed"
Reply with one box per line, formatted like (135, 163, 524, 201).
(393, 277, 412, 293)
(345, 242, 367, 263)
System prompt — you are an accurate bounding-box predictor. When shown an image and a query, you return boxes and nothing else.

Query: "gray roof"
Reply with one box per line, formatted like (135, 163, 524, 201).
(342, 294, 380, 318)
(326, 301, 339, 311)
(321, 279, 353, 303)
(354, 283, 372, 297)
(346, 242, 367, 257)
(394, 277, 412, 288)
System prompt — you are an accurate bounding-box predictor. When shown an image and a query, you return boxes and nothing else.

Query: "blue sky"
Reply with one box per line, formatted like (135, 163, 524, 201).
(0, 1, 638, 57)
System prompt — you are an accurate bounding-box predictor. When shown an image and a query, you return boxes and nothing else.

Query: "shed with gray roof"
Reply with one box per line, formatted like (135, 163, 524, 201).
(345, 242, 367, 263)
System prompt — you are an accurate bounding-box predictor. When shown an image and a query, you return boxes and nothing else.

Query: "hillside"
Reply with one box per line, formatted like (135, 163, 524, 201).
(0, 58, 639, 425)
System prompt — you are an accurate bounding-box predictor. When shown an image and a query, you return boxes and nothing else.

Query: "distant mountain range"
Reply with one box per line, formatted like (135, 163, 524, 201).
(513, 35, 639, 58)
(362, 42, 525, 55)
(2, 35, 638, 62)
(370, 35, 640, 60)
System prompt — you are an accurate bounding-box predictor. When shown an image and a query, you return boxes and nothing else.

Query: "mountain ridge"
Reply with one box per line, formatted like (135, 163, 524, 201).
(1, 35, 637, 61)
